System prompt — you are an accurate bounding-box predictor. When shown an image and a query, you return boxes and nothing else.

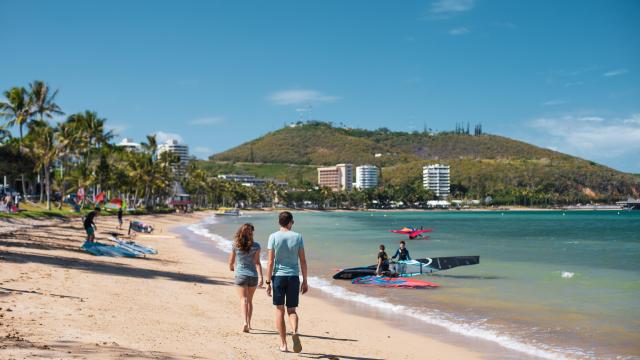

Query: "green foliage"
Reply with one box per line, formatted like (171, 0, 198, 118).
(197, 161, 317, 186)
(209, 121, 639, 204)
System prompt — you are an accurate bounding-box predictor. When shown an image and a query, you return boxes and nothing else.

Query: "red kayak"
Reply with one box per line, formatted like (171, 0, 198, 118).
(352, 276, 439, 288)
(390, 227, 433, 239)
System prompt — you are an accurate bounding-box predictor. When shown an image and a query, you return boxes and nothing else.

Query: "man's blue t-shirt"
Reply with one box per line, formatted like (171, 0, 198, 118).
(268, 230, 304, 276)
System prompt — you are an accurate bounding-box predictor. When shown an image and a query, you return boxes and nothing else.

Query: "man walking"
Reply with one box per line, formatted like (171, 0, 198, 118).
(265, 211, 308, 353)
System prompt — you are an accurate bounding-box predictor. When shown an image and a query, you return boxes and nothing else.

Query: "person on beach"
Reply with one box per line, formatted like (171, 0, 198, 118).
(117, 206, 123, 230)
(228, 223, 263, 333)
(376, 244, 389, 276)
(83, 207, 100, 243)
(265, 211, 308, 353)
(391, 240, 411, 261)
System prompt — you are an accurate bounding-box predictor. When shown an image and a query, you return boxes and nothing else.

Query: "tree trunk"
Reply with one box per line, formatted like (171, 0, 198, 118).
(45, 163, 51, 210)
(39, 167, 45, 203)
(59, 179, 66, 209)
(19, 126, 28, 201)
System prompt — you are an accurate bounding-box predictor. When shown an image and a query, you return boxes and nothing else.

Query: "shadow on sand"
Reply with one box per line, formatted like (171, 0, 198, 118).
(0, 250, 232, 286)
(2, 338, 206, 360)
(249, 329, 357, 342)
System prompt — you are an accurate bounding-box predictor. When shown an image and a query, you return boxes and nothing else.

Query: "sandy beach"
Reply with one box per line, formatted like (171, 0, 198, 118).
(0, 212, 481, 359)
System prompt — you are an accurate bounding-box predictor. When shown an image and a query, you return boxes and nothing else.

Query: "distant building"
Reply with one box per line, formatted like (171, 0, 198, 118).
(158, 139, 190, 176)
(355, 165, 379, 190)
(423, 164, 450, 198)
(217, 174, 287, 187)
(318, 164, 353, 191)
(116, 138, 141, 152)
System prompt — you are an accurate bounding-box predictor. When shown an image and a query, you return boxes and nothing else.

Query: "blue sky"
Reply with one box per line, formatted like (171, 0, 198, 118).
(1, 0, 639, 172)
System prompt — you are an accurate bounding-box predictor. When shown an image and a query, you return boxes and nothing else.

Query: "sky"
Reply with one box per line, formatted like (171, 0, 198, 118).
(1, 0, 639, 172)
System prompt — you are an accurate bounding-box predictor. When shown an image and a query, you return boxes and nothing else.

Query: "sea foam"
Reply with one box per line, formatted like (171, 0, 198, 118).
(187, 218, 590, 360)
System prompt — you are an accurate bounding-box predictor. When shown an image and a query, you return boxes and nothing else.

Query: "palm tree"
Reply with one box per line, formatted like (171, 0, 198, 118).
(0, 87, 33, 198)
(67, 111, 113, 206)
(29, 81, 63, 120)
(26, 120, 57, 209)
(54, 121, 77, 209)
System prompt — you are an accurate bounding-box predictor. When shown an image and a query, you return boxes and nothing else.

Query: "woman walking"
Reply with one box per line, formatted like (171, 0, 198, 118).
(229, 223, 263, 332)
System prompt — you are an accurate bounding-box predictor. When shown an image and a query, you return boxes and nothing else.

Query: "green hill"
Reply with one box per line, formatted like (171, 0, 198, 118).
(207, 122, 640, 202)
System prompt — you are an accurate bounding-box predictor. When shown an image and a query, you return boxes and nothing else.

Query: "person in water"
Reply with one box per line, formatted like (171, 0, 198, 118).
(376, 244, 390, 276)
(117, 206, 123, 230)
(391, 240, 412, 261)
(265, 211, 308, 353)
(228, 223, 263, 333)
(83, 207, 100, 243)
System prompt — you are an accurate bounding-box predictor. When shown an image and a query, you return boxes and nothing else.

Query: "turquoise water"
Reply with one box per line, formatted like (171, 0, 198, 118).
(190, 211, 640, 359)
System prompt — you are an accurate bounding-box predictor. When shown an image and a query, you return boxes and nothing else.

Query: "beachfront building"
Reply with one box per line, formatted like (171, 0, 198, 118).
(116, 138, 141, 152)
(318, 164, 353, 192)
(355, 165, 379, 190)
(423, 164, 450, 198)
(158, 139, 190, 176)
(217, 174, 287, 187)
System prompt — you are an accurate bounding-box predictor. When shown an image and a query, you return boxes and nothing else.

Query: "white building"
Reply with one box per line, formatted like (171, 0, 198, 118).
(423, 164, 450, 198)
(318, 163, 353, 191)
(116, 138, 141, 152)
(158, 139, 190, 175)
(355, 165, 379, 190)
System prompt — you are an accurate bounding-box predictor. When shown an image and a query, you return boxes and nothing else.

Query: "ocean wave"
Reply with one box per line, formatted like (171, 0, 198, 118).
(308, 276, 592, 360)
(186, 217, 233, 253)
(186, 218, 590, 360)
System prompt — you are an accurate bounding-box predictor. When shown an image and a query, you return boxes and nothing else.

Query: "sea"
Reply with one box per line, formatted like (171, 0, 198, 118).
(184, 210, 640, 359)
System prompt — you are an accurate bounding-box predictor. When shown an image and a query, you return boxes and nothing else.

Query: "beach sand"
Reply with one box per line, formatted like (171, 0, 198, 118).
(0, 212, 481, 359)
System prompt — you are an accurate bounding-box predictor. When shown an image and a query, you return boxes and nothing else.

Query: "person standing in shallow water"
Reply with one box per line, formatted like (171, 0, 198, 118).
(265, 211, 308, 353)
(228, 223, 263, 333)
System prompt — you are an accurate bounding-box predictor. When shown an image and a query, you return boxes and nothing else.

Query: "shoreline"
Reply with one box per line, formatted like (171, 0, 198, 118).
(1, 211, 482, 359)
(182, 214, 566, 360)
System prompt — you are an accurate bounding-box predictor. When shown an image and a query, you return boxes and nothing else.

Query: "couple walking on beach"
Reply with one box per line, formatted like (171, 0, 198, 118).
(228, 211, 308, 353)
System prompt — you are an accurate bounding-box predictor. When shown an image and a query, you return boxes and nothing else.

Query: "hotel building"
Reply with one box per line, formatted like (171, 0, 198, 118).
(355, 165, 379, 190)
(116, 138, 141, 152)
(158, 139, 190, 176)
(423, 164, 450, 198)
(318, 164, 353, 191)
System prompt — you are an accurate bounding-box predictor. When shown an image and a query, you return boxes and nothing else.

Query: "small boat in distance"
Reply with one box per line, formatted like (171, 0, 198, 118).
(215, 207, 241, 216)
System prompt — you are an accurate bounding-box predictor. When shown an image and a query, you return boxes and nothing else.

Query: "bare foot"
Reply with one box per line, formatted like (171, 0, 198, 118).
(279, 346, 288, 352)
(292, 333, 302, 353)
(242, 324, 249, 333)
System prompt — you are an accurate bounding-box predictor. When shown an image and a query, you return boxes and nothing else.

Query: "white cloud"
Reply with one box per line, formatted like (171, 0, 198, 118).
(155, 131, 183, 144)
(623, 113, 640, 125)
(189, 117, 224, 125)
(529, 114, 640, 160)
(268, 89, 340, 105)
(449, 27, 470, 35)
(542, 99, 568, 106)
(194, 146, 212, 154)
(430, 0, 475, 15)
(577, 116, 603, 122)
(603, 69, 628, 77)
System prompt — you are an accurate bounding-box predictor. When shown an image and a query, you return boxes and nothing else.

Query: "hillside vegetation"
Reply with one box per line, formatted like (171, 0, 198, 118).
(207, 122, 639, 202)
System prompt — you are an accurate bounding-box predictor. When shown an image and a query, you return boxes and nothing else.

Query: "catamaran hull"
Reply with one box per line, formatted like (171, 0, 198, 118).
(332, 256, 480, 280)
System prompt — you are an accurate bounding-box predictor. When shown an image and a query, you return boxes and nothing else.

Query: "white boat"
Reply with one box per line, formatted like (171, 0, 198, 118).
(215, 207, 241, 216)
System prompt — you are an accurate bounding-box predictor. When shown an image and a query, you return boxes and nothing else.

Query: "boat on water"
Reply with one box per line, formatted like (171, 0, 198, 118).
(333, 256, 480, 280)
(215, 207, 241, 216)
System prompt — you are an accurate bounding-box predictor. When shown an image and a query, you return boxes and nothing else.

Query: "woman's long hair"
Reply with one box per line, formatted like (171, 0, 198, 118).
(234, 223, 255, 253)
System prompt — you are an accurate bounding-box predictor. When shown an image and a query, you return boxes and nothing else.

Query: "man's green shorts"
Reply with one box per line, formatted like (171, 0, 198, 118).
(85, 226, 94, 236)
